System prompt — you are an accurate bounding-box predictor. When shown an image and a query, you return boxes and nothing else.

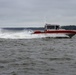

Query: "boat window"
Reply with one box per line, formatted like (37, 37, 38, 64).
(47, 26, 55, 29)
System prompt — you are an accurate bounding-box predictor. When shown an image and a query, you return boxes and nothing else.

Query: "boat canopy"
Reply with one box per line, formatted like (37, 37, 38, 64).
(45, 24, 60, 30)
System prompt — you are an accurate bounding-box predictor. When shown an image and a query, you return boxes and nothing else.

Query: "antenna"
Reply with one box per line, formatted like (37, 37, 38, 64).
(44, 16, 47, 24)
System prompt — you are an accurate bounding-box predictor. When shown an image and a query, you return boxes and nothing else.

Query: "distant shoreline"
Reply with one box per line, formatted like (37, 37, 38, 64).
(1, 25, 76, 30)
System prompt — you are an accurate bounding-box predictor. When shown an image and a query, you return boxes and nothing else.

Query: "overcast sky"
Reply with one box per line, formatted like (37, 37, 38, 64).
(0, 0, 76, 27)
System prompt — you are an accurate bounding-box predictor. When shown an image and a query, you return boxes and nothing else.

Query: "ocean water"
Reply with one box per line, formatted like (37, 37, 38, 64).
(0, 28, 76, 75)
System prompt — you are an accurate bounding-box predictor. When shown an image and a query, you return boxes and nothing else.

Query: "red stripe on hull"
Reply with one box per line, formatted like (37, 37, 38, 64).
(34, 30, 76, 34)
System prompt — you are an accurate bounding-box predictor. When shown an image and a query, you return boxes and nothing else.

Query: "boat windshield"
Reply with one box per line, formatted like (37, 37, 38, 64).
(47, 26, 55, 29)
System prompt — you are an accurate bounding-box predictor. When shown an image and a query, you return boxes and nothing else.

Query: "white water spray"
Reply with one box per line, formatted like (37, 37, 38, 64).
(0, 29, 46, 39)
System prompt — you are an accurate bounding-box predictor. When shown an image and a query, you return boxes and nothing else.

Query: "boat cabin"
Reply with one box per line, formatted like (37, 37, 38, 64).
(45, 24, 60, 31)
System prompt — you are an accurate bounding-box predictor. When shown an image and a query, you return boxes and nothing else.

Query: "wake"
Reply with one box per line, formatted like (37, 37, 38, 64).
(0, 29, 45, 39)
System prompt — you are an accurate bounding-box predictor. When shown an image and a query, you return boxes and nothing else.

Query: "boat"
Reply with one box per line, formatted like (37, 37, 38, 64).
(33, 24, 76, 38)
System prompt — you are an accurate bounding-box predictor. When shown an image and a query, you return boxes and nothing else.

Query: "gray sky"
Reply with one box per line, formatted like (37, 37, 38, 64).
(0, 0, 76, 27)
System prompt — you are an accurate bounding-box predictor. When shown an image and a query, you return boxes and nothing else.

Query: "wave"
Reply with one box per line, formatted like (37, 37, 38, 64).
(0, 28, 45, 39)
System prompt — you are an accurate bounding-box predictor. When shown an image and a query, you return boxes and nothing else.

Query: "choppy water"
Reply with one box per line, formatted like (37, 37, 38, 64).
(0, 28, 76, 75)
(0, 35, 76, 75)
